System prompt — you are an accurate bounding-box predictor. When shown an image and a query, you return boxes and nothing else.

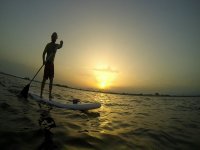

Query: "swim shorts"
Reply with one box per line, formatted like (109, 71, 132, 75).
(43, 63, 54, 79)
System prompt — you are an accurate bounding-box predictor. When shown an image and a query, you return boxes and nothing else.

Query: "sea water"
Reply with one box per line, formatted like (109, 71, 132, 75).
(0, 73, 200, 150)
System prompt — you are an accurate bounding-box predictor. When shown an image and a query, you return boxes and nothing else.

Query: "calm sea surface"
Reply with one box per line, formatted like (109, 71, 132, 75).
(0, 73, 200, 150)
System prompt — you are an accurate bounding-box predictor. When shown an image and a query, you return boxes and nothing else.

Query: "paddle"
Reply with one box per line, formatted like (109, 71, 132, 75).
(20, 54, 53, 99)
(20, 64, 45, 99)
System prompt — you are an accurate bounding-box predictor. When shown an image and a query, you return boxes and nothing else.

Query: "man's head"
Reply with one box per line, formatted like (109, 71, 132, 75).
(51, 32, 58, 43)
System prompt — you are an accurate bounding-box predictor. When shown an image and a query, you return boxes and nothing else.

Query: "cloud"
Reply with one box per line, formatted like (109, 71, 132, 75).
(93, 66, 119, 73)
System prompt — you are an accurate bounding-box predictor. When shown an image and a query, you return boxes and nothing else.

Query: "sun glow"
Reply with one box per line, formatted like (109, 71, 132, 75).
(100, 81, 107, 89)
(98, 74, 109, 89)
(94, 66, 118, 89)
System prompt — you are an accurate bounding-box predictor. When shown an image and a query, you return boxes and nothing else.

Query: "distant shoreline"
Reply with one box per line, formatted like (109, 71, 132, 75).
(0, 71, 199, 97)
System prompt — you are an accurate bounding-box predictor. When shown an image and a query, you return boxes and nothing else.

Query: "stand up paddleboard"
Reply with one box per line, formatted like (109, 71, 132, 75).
(29, 93, 101, 111)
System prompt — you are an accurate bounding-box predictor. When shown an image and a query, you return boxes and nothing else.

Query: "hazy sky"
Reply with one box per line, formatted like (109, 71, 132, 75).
(0, 0, 200, 95)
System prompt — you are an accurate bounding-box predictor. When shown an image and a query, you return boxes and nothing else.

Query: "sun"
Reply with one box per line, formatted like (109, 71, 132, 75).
(99, 81, 107, 89)
(98, 78, 109, 89)
(94, 67, 117, 90)
(95, 73, 109, 89)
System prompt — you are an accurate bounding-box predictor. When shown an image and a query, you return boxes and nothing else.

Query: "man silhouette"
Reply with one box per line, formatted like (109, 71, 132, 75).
(40, 32, 63, 99)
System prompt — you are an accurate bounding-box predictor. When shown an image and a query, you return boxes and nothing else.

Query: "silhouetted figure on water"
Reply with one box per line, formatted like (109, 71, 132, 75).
(40, 32, 63, 100)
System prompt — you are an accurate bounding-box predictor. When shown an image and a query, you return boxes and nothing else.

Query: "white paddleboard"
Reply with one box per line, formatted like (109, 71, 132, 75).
(29, 93, 101, 110)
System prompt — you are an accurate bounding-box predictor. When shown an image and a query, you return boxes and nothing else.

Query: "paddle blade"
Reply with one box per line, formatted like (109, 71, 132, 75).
(20, 84, 30, 99)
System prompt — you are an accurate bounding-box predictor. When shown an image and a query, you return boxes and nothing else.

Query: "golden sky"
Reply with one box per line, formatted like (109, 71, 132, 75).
(0, 1, 200, 95)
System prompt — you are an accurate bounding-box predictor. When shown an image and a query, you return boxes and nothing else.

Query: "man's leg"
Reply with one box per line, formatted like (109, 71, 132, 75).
(40, 78, 46, 98)
(49, 78, 53, 100)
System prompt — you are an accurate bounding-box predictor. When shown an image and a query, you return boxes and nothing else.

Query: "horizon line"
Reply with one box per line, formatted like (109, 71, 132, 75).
(0, 71, 199, 97)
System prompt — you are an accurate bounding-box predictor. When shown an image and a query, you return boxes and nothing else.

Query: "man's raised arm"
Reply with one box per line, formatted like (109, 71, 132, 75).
(57, 40, 63, 49)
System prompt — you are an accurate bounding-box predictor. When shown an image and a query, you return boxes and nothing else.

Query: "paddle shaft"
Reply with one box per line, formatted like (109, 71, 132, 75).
(29, 64, 45, 85)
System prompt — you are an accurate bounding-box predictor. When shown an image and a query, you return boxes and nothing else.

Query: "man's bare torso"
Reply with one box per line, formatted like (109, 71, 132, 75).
(45, 42, 59, 63)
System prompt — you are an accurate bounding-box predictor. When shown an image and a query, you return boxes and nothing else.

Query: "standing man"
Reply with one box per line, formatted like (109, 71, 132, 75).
(40, 32, 63, 99)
